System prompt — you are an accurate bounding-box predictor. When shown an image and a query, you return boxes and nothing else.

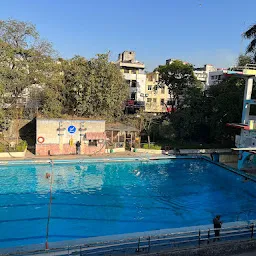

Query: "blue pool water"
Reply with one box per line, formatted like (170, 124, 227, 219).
(0, 158, 256, 249)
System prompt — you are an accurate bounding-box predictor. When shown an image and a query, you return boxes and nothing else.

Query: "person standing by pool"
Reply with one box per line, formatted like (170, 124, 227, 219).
(76, 141, 81, 155)
(213, 215, 222, 241)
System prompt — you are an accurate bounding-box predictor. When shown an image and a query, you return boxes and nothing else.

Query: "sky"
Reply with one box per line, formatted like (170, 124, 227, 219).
(1, 0, 255, 71)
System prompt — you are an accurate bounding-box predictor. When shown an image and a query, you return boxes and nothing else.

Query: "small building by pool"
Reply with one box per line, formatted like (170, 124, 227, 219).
(36, 118, 106, 156)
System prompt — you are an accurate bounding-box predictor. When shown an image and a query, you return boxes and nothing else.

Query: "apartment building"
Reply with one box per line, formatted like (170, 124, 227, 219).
(193, 64, 217, 90)
(207, 69, 226, 88)
(145, 71, 171, 113)
(116, 51, 146, 110)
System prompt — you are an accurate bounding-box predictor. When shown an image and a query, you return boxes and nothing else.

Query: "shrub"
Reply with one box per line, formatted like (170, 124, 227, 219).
(0, 144, 6, 152)
(142, 144, 162, 150)
(15, 140, 28, 152)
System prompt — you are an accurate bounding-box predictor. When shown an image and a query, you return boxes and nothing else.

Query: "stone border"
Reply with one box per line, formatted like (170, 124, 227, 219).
(0, 147, 27, 158)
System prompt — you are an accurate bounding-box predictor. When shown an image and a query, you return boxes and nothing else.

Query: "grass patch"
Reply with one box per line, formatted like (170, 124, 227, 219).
(142, 144, 162, 150)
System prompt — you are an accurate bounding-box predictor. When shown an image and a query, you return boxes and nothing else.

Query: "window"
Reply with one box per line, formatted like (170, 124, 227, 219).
(161, 99, 165, 105)
(211, 76, 214, 80)
(161, 87, 165, 94)
(131, 92, 136, 100)
(124, 69, 129, 73)
(218, 75, 222, 80)
(89, 140, 97, 146)
(153, 98, 157, 103)
(131, 80, 137, 87)
(148, 85, 152, 91)
(131, 70, 137, 74)
(126, 80, 131, 86)
(147, 98, 152, 103)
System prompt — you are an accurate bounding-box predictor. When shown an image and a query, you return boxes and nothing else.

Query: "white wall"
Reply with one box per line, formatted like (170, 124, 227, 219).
(123, 73, 146, 101)
(36, 119, 105, 144)
(207, 70, 224, 88)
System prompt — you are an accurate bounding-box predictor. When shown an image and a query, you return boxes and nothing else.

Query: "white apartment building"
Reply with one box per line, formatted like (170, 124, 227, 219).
(193, 64, 217, 90)
(116, 51, 146, 104)
(207, 69, 226, 88)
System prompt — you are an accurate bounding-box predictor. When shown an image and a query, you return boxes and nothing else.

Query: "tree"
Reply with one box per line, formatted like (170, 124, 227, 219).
(168, 86, 211, 143)
(63, 53, 129, 119)
(243, 24, 256, 62)
(237, 54, 253, 66)
(206, 77, 245, 144)
(157, 60, 199, 111)
(135, 110, 160, 148)
(0, 19, 63, 118)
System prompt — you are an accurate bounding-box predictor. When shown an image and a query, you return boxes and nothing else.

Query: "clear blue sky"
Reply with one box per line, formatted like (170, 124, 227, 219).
(1, 0, 255, 71)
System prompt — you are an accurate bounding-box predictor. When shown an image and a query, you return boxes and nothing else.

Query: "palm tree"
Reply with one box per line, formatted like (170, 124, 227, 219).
(244, 24, 256, 62)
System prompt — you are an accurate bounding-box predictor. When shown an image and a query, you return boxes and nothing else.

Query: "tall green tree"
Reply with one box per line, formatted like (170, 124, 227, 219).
(205, 77, 245, 144)
(0, 19, 64, 119)
(237, 54, 253, 66)
(157, 60, 199, 111)
(243, 23, 256, 62)
(63, 53, 129, 118)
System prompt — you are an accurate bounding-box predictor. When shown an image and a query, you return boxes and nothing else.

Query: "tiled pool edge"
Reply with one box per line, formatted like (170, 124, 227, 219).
(201, 156, 256, 182)
(0, 219, 255, 254)
(0, 155, 207, 166)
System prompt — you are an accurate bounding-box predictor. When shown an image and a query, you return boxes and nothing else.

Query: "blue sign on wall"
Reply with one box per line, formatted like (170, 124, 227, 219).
(68, 125, 77, 134)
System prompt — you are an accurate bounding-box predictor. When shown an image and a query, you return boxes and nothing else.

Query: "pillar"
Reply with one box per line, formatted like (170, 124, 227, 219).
(111, 130, 114, 143)
(124, 132, 126, 148)
(242, 77, 254, 124)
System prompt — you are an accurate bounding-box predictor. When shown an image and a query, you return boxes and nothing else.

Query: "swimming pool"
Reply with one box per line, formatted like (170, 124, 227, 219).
(0, 157, 256, 249)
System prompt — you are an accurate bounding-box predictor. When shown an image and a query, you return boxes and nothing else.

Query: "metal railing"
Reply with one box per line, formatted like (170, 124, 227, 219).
(230, 64, 256, 72)
(5, 223, 255, 256)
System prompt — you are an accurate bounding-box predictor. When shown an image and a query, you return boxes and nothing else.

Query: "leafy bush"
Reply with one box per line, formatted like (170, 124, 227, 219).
(0, 144, 6, 152)
(0, 140, 28, 152)
(15, 140, 28, 152)
(142, 144, 162, 150)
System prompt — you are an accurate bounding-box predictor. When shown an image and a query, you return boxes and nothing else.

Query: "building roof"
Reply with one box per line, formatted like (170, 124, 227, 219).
(106, 123, 139, 132)
(36, 117, 105, 122)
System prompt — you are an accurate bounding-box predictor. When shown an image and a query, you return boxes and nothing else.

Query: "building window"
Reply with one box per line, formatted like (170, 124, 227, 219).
(161, 87, 165, 94)
(161, 99, 165, 105)
(126, 80, 131, 86)
(131, 70, 137, 74)
(211, 76, 214, 80)
(148, 85, 152, 91)
(218, 75, 222, 80)
(124, 69, 129, 73)
(131, 92, 136, 100)
(153, 98, 157, 103)
(147, 98, 152, 103)
(89, 140, 97, 146)
(131, 80, 137, 87)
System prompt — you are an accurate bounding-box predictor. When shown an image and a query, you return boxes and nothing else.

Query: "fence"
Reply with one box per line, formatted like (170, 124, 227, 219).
(6, 223, 255, 256)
